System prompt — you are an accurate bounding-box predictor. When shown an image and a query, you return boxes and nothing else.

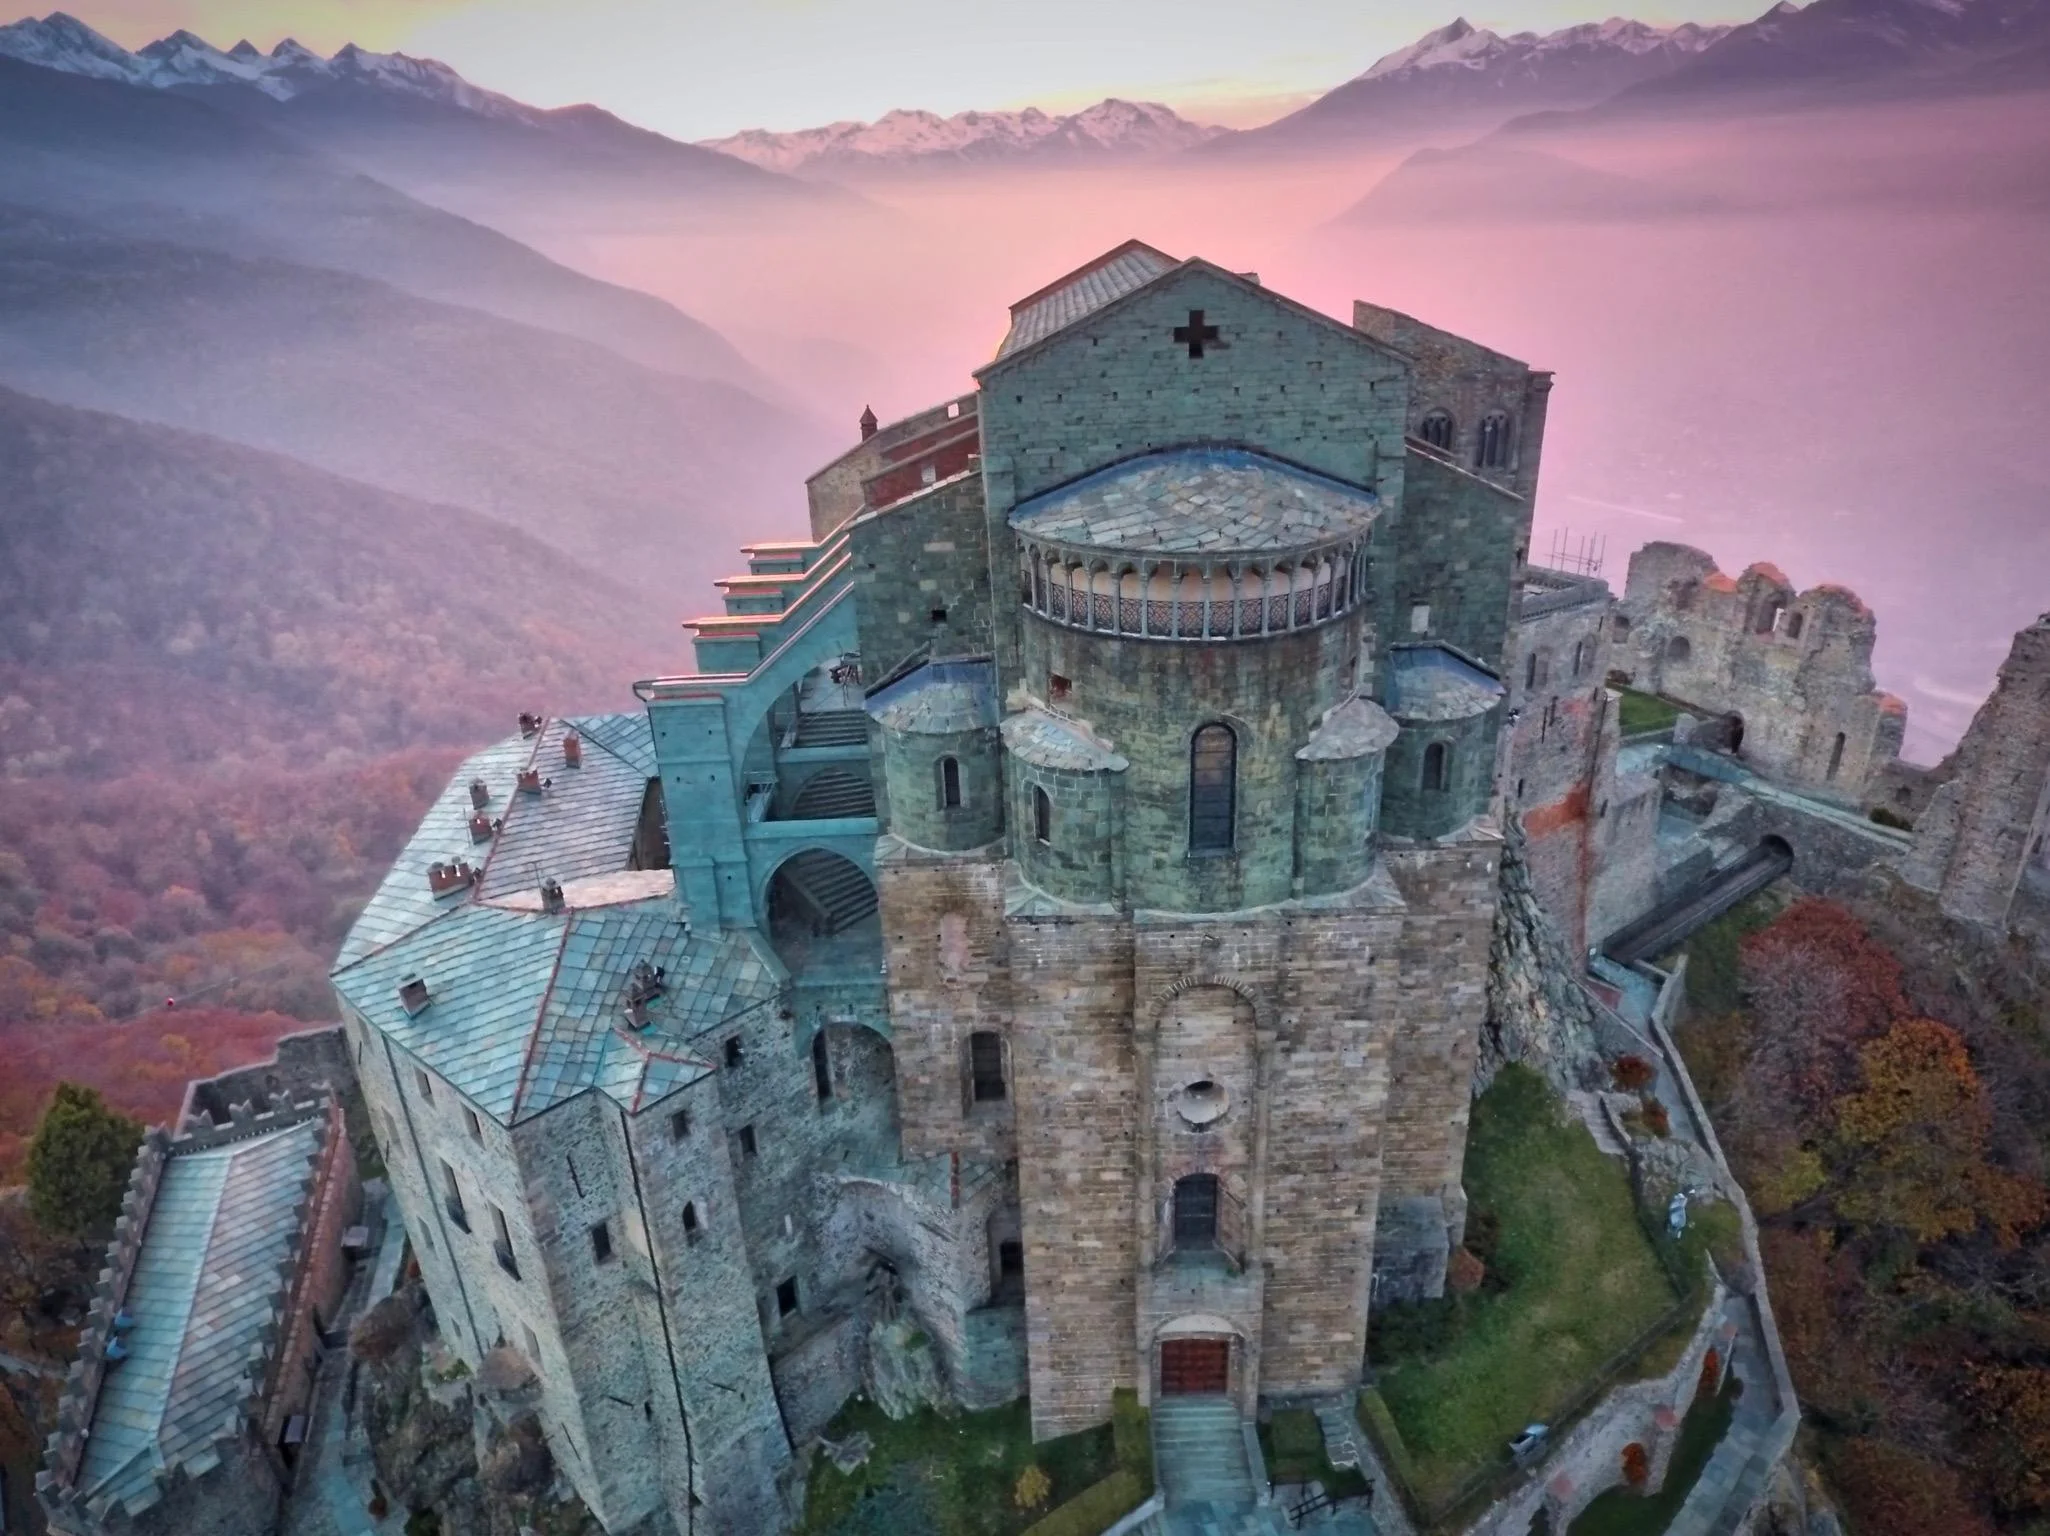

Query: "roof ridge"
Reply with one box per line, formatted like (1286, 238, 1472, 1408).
(508, 916, 576, 1122)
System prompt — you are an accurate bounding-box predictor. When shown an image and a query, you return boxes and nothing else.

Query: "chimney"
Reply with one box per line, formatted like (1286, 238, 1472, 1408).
(427, 860, 477, 898)
(398, 976, 431, 1016)
(540, 878, 566, 915)
(562, 732, 583, 769)
(469, 778, 491, 809)
(518, 712, 543, 738)
(517, 768, 548, 795)
(859, 405, 878, 441)
(469, 812, 495, 844)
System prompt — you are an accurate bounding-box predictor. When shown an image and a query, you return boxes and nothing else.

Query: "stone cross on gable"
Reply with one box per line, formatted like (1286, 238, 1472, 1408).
(1173, 309, 1221, 359)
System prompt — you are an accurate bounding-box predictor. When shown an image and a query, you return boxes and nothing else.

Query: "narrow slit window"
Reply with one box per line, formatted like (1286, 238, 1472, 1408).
(1423, 741, 1451, 793)
(1189, 724, 1237, 854)
(970, 1031, 1007, 1103)
(738, 1124, 758, 1160)
(1032, 786, 1052, 845)
(590, 1221, 612, 1264)
(811, 1029, 832, 1102)
(682, 1201, 700, 1237)
(937, 755, 963, 810)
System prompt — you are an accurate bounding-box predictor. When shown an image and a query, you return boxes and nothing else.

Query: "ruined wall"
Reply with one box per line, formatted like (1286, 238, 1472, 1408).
(1618, 544, 1904, 804)
(1903, 614, 2050, 928)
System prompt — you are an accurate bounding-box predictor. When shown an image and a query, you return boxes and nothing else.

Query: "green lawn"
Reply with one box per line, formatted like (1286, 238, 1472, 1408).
(1567, 1373, 1744, 1536)
(1367, 1067, 1680, 1511)
(799, 1397, 1115, 1536)
(1616, 689, 1682, 737)
(1257, 1408, 1370, 1499)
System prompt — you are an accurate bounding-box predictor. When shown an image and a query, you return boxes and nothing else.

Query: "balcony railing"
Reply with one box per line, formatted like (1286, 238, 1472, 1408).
(1018, 537, 1368, 641)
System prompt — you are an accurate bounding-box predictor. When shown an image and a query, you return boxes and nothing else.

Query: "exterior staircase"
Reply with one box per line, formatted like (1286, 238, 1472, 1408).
(1154, 1396, 1258, 1511)
(793, 708, 870, 748)
(1567, 1091, 1629, 1158)
(775, 849, 878, 934)
(787, 769, 876, 819)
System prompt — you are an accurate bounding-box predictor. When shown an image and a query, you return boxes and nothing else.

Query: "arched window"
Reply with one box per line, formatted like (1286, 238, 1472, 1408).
(1423, 741, 1451, 793)
(1475, 411, 1514, 470)
(1827, 732, 1846, 781)
(1032, 785, 1052, 845)
(1785, 612, 1805, 641)
(682, 1201, 700, 1237)
(1418, 409, 1455, 450)
(937, 755, 963, 810)
(1189, 723, 1237, 853)
(1666, 635, 1692, 664)
(1173, 1174, 1220, 1248)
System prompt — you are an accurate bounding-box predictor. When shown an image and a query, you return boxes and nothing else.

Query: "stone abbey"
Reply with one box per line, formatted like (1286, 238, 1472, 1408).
(320, 243, 1550, 1534)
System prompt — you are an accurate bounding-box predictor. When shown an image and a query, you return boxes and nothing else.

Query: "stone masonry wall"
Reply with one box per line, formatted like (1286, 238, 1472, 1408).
(846, 473, 995, 686)
(1007, 913, 1140, 1438)
(1379, 452, 1529, 680)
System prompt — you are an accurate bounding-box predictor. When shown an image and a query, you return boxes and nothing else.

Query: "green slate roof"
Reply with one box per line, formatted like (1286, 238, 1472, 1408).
(866, 659, 998, 735)
(1009, 447, 1379, 556)
(332, 713, 778, 1125)
(995, 239, 1178, 360)
(78, 1118, 322, 1516)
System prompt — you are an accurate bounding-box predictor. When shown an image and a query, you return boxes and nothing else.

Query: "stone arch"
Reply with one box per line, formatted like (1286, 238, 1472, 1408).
(1146, 972, 1270, 1038)
(762, 847, 879, 978)
(1475, 410, 1515, 470)
(1666, 634, 1692, 664)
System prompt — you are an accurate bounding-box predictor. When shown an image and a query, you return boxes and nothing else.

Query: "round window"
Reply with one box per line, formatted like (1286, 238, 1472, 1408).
(1177, 1078, 1229, 1128)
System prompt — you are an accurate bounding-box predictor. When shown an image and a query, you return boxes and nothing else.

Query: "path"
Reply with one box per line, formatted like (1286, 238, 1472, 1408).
(1150, 1397, 1379, 1536)
(1665, 1294, 1781, 1536)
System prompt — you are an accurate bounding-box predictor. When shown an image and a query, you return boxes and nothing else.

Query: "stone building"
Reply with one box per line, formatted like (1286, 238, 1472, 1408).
(1616, 543, 1905, 804)
(326, 241, 1551, 1532)
(1903, 613, 2050, 929)
(37, 1093, 359, 1536)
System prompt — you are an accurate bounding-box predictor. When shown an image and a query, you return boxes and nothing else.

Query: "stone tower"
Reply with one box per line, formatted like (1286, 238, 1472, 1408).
(1904, 614, 2050, 928)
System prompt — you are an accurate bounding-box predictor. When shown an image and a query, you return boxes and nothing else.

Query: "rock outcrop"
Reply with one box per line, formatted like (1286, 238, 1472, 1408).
(1482, 816, 1608, 1094)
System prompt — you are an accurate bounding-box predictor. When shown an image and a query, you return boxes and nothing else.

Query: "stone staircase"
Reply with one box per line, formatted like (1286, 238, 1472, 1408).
(776, 849, 879, 933)
(1154, 1396, 1257, 1510)
(1567, 1091, 1628, 1158)
(787, 769, 876, 819)
(793, 708, 870, 748)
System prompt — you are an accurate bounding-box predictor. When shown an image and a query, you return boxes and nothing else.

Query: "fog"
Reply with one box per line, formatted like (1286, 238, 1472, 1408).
(491, 91, 2050, 761)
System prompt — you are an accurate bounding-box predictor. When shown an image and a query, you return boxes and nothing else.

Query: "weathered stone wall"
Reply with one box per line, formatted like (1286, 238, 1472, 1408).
(876, 842, 1016, 1165)
(1618, 544, 1904, 804)
(1349, 299, 1553, 506)
(264, 1098, 362, 1452)
(1903, 615, 2050, 929)
(806, 395, 978, 541)
(1378, 451, 1529, 679)
(877, 722, 1003, 852)
(846, 472, 994, 685)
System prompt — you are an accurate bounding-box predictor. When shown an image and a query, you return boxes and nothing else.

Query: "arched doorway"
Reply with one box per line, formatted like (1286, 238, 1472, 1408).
(1723, 712, 1746, 753)
(767, 850, 880, 979)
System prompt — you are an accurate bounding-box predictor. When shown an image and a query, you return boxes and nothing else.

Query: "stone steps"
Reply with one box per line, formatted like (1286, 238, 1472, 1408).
(1154, 1397, 1257, 1510)
(1567, 1091, 1628, 1158)
(793, 709, 870, 747)
(777, 848, 879, 933)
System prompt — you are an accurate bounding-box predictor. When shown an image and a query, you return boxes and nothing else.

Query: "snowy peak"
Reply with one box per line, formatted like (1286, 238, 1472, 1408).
(1353, 14, 1729, 85)
(0, 11, 535, 116)
(701, 97, 1225, 174)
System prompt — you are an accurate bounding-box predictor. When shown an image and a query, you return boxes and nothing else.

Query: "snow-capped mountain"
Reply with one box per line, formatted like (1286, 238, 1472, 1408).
(1229, 16, 1731, 151)
(702, 99, 1226, 175)
(0, 12, 537, 118)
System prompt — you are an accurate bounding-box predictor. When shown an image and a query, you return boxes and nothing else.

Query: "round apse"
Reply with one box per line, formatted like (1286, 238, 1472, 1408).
(1177, 1078, 1229, 1128)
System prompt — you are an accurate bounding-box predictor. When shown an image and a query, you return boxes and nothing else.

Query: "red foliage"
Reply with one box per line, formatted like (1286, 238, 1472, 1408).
(1698, 1347, 1721, 1397)
(1446, 1246, 1486, 1293)
(1739, 899, 1908, 1115)
(1640, 1097, 1671, 1137)
(0, 1008, 306, 1181)
(1622, 1442, 1649, 1487)
(1826, 1437, 1998, 1536)
(1611, 1054, 1656, 1092)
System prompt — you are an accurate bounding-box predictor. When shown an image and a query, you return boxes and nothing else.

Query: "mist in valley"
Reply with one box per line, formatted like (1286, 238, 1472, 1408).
(504, 90, 2050, 762)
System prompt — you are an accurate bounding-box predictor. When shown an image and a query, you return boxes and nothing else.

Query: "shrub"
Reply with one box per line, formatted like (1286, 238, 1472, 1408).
(1612, 1055, 1657, 1092)
(1641, 1097, 1671, 1137)
(1111, 1386, 1152, 1485)
(1869, 805, 1913, 831)
(27, 1083, 143, 1237)
(1019, 1469, 1145, 1536)
(1014, 1464, 1051, 1511)
(1623, 1441, 1649, 1486)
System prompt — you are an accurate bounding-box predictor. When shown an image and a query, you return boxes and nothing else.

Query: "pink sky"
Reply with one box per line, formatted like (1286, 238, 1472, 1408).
(44, 0, 1759, 137)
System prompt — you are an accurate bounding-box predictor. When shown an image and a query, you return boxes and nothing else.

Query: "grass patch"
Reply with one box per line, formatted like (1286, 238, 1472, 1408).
(1257, 1409, 1369, 1499)
(1676, 892, 1783, 1016)
(1616, 689, 1681, 736)
(1368, 1067, 1679, 1510)
(798, 1397, 1115, 1536)
(1566, 1372, 1744, 1536)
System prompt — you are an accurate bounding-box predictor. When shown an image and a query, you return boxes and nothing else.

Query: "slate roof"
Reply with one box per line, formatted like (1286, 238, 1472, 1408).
(336, 713, 653, 967)
(1000, 708, 1129, 772)
(1009, 447, 1379, 556)
(995, 239, 1179, 360)
(1384, 645, 1506, 722)
(78, 1118, 322, 1514)
(866, 659, 998, 735)
(1298, 696, 1401, 760)
(332, 713, 779, 1125)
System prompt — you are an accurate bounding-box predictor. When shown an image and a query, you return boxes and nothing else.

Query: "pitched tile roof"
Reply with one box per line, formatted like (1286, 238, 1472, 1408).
(1000, 707, 1129, 773)
(1009, 447, 1379, 556)
(995, 239, 1179, 360)
(78, 1118, 322, 1515)
(1298, 696, 1401, 760)
(1384, 645, 1506, 722)
(866, 659, 999, 735)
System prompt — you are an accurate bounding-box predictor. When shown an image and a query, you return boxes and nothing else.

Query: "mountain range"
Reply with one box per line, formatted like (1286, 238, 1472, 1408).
(701, 98, 1225, 175)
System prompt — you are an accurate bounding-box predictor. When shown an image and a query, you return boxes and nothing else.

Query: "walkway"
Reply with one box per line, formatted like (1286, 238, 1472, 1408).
(1151, 1397, 1378, 1536)
(282, 1192, 408, 1536)
(1666, 1294, 1781, 1536)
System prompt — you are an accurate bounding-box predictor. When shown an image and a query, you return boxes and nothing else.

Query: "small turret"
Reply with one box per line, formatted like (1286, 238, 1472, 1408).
(859, 404, 878, 441)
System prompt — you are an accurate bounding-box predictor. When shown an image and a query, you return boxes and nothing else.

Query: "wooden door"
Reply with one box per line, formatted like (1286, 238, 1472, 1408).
(1159, 1338, 1230, 1395)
